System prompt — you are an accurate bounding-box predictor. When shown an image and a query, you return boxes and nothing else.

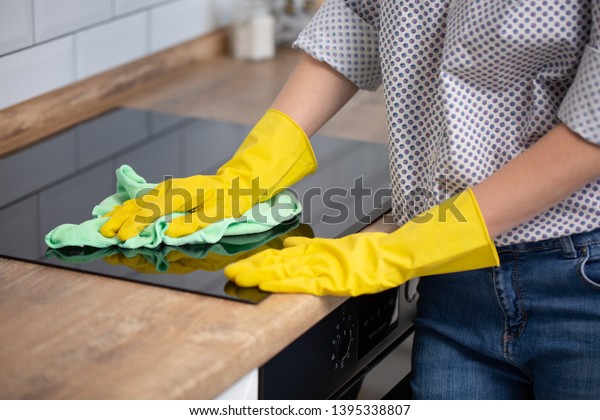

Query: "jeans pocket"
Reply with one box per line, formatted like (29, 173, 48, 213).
(578, 245, 600, 290)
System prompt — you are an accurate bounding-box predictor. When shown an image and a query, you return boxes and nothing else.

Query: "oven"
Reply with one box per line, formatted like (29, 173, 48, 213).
(260, 280, 418, 399)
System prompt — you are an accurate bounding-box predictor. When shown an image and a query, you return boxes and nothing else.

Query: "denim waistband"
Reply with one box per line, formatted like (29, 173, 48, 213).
(497, 228, 600, 257)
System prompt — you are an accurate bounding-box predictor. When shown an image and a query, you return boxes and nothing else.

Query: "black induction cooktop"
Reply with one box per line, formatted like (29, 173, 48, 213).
(0, 108, 391, 303)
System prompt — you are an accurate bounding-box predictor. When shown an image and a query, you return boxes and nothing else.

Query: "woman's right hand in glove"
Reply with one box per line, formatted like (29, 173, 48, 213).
(99, 109, 317, 241)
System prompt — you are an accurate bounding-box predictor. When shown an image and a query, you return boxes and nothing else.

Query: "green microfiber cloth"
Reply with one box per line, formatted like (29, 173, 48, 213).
(45, 165, 302, 249)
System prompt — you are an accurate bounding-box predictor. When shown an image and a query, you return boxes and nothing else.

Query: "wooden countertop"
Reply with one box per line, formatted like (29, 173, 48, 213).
(0, 48, 389, 399)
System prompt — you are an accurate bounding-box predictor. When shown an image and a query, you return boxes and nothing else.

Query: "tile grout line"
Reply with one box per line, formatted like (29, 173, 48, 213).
(30, 0, 37, 44)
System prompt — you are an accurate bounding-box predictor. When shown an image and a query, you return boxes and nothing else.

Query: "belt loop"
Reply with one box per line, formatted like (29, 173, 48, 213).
(559, 235, 577, 258)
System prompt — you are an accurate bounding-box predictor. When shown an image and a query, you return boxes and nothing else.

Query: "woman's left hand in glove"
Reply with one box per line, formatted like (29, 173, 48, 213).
(225, 189, 500, 296)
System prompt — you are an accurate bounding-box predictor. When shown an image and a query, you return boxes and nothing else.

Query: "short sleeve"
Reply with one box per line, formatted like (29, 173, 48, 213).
(558, 1, 600, 146)
(292, 0, 382, 91)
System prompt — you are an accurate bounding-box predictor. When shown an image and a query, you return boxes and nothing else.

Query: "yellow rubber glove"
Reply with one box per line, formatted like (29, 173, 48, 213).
(100, 109, 317, 241)
(224, 189, 500, 296)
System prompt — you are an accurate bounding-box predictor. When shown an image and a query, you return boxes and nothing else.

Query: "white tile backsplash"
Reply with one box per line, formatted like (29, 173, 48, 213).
(0, 36, 75, 109)
(34, 0, 112, 42)
(150, 0, 215, 52)
(0, 0, 34, 55)
(0, 0, 228, 108)
(114, 0, 166, 16)
(76, 12, 148, 79)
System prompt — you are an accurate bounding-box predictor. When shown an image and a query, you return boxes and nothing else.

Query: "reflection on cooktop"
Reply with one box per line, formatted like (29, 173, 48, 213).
(0, 108, 391, 303)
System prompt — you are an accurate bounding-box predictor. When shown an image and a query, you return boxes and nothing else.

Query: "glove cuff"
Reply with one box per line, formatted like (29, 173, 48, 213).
(266, 108, 318, 173)
(381, 188, 499, 278)
(461, 188, 499, 267)
(216, 108, 318, 199)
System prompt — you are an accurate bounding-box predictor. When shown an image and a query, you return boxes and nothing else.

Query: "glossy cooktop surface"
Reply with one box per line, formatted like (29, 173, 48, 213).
(0, 108, 391, 303)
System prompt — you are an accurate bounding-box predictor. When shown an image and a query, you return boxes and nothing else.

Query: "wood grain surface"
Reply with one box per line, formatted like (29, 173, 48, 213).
(122, 48, 388, 144)
(0, 45, 389, 399)
(0, 258, 345, 399)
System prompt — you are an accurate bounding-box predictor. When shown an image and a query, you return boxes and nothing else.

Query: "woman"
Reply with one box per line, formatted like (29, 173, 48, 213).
(102, 1, 600, 398)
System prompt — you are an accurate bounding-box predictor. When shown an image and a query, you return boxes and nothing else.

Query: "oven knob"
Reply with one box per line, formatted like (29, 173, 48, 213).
(332, 323, 352, 362)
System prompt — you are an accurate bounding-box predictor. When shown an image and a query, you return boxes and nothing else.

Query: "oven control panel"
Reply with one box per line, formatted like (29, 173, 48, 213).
(331, 308, 355, 369)
(259, 283, 418, 399)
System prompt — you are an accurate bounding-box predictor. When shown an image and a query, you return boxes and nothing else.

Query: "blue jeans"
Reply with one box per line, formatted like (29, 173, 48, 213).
(411, 228, 600, 399)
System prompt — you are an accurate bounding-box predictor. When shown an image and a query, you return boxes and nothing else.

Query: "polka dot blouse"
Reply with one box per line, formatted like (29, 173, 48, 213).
(293, 0, 600, 245)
